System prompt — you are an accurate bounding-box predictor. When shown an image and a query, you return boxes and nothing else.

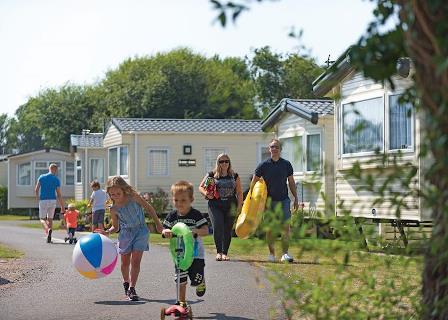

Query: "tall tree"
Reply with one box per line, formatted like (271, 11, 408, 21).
(250, 46, 323, 115)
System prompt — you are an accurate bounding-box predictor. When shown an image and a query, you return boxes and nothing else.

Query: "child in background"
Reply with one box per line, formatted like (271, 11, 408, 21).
(162, 180, 209, 308)
(98, 176, 163, 301)
(88, 180, 109, 232)
(64, 203, 79, 244)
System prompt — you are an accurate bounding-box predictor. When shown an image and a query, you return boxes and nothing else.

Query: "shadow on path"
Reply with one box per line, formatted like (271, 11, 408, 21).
(0, 277, 11, 285)
(195, 313, 255, 320)
(95, 298, 204, 306)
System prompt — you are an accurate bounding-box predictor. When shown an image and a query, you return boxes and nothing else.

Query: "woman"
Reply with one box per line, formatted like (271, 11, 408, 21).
(199, 153, 243, 261)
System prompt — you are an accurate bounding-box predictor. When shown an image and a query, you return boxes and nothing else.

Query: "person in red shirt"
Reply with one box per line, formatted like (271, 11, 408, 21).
(64, 203, 79, 244)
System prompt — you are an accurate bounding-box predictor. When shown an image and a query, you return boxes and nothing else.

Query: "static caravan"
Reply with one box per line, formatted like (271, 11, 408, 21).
(102, 118, 273, 213)
(7, 149, 75, 212)
(313, 52, 428, 228)
(261, 98, 335, 217)
(70, 132, 107, 201)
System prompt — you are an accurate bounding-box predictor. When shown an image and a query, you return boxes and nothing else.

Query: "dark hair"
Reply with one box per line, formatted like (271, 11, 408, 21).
(90, 180, 100, 189)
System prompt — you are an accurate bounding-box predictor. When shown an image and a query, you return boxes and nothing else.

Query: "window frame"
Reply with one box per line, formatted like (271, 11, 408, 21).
(388, 93, 415, 152)
(108, 146, 129, 177)
(89, 158, 105, 183)
(65, 160, 75, 186)
(306, 133, 322, 172)
(341, 95, 385, 157)
(17, 162, 31, 186)
(76, 159, 82, 184)
(147, 147, 170, 177)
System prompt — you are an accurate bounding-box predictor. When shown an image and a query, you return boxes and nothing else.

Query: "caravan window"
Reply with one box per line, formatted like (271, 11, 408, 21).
(108, 146, 128, 177)
(306, 134, 321, 171)
(281, 137, 303, 173)
(148, 148, 169, 176)
(66, 161, 74, 185)
(343, 97, 384, 154)
(389, 95, 413, 150)
(90, 159, 104, 183)
(17, 162, 31, 186)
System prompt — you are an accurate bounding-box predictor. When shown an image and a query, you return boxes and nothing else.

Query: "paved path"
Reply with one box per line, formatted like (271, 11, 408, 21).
(0, 221, 282, 320)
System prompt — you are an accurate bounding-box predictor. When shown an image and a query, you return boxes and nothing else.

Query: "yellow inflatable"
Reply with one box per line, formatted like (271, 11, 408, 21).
(235, 178, 267, 239)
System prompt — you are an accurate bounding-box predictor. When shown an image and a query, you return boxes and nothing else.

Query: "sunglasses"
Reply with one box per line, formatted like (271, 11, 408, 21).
(219, 160, 230, 164)
(269, 145, 280, 149)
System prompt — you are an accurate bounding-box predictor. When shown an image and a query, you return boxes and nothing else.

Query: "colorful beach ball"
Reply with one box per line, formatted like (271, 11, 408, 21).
(72, 233, 118, 279)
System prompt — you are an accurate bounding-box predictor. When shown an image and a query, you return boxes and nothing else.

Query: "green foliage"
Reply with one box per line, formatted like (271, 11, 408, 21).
(66, 198, 90, 226)
(250, 46, 324, 115)
(0, 186, 8, 214)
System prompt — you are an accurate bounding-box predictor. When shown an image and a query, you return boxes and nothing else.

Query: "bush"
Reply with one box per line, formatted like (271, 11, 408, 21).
(0, 186, 8, 214)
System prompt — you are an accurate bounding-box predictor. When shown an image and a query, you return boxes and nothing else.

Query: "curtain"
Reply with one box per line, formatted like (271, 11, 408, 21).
(389, 95, 412, 150)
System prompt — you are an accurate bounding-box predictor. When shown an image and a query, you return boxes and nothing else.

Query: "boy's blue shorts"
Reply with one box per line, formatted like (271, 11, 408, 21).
(118, 226, 149, 254)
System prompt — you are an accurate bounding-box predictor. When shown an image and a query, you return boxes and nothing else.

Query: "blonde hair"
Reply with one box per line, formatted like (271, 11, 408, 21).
(106, 176, 135, 198)
(171, 180, 194, 200)
(212, 153, 235, 179)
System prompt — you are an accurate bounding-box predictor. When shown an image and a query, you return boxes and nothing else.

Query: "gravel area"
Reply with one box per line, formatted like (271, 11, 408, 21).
(0, 257, 47, 296)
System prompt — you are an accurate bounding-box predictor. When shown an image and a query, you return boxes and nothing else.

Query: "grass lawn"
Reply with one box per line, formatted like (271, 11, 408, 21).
(151, 233, 422, 317)
(0, 243, 23, 259)
(0, 215, 30, 221)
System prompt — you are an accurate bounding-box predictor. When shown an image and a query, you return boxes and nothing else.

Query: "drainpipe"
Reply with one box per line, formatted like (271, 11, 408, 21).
(82, 129, 90, 199)
(134, 132, 138, 190)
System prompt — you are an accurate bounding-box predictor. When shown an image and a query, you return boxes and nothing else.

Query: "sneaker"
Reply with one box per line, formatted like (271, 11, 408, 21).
(123, 282, 130, 296)
(280, 253, 294, 263)
(47, 229, 52, 243)
(196, 281, 206, 297)
(127, 287, 139, 301)
(64, 237, 68, 243)
(267, 254, 276, 262)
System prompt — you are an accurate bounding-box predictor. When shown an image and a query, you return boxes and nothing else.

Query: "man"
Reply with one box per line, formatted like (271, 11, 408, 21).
(250, 139, 298, 262)
(35, 163, 65, 243)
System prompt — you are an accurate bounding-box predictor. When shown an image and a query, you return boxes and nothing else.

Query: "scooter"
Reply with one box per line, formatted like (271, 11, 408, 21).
(161, 234, 194, 320)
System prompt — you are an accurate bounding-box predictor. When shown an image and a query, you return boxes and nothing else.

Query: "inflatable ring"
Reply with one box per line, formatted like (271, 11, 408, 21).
(169, 222, 194, 271)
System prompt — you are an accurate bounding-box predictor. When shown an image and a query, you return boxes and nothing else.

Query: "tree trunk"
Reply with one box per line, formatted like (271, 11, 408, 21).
(398, 1, 448, 318)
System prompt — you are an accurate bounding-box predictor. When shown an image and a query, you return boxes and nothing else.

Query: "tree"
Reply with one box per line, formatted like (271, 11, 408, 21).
(250, 46, 323, 115)
(93, 48, 258, 121)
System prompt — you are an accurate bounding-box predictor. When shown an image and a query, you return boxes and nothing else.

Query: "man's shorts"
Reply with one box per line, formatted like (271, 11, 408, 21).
(268, 199, 291, 221)
(39, 200, 57, 220)
(175, 259, 205, 286)
(117, 226, 149, 254)
(92, 209, 105, 225)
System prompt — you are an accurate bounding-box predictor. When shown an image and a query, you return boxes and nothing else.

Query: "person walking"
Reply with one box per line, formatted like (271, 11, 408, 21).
(97, 176, 163, 301)
(199, 153, 243, 261)
(87, 180, 109, 232)
(34, 163, 65, 243)
(250, 139, 298, 262)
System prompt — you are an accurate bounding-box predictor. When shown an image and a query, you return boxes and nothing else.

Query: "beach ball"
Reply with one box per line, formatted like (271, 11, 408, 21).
(72, 233, 118, 279)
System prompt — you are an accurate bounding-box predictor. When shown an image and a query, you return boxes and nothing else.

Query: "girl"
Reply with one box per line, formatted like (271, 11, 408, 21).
(99, 176, 163, 301)
(199, 153, 243, 261)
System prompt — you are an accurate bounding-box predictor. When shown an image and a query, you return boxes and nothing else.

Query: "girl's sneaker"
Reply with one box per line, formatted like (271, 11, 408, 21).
(123, 282, 130, 296)
(127, 287, 139, 301)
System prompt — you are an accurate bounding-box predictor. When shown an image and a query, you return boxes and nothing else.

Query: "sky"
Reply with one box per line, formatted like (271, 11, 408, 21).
(0, 0, 376, 117)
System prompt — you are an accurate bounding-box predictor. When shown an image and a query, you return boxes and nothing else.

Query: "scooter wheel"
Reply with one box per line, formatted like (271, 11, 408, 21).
(160, 307, 166, 320)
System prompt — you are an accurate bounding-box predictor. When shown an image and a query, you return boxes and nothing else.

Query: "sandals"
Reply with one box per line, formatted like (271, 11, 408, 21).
(222, 255, 230, 261)
(216, 253, 222, 261)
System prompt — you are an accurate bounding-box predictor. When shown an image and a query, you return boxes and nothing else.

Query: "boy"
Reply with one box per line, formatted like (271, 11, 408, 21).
(162, 180, 209, 308)
(64, 203, 79, 244)
(88, 180, 109, 232)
